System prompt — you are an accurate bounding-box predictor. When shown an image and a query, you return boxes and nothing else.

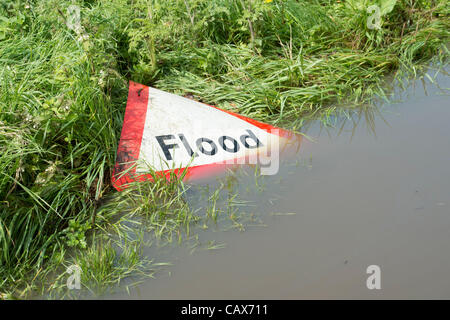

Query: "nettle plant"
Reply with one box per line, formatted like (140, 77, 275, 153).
(63, 219, 91, 249)
(234, 0, 274, 47)
(126, 0, 274, 82)
(0, 0, 28, 40)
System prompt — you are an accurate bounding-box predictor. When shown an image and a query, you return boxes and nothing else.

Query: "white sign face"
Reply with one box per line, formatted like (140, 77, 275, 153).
(138, 87, 278, 172)
(112, 82, 294, 190)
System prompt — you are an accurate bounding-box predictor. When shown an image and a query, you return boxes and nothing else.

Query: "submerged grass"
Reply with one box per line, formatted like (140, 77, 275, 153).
(0, 0, 448, 298)
(44, 236, 159, 299)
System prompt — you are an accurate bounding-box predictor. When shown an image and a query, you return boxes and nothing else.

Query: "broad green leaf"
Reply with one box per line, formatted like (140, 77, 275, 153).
(379, 0, 398, 15)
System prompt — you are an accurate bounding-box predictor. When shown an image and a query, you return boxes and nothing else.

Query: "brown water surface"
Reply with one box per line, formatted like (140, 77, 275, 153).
(107, 66, 449, 299)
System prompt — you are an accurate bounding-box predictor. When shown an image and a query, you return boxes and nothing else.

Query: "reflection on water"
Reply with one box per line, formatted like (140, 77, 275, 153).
(106, 66, 449, 299)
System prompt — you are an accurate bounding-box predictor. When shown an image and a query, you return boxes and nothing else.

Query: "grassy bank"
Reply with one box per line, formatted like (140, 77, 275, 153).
(0, 0, 448, 298)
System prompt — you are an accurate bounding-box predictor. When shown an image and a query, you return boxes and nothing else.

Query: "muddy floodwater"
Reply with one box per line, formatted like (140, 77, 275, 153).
(106, 67, 449, 299)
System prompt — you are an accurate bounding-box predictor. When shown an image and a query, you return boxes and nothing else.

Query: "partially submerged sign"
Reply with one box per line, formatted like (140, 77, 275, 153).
(112, 82, 297, 191)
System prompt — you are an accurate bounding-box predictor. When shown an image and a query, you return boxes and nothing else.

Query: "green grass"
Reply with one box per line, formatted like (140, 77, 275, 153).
(0, 0, 448, 298)
(45, 236, 164, 298)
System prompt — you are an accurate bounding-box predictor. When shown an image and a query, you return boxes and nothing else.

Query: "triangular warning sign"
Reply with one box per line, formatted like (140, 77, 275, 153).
(112, 82, 297, 191)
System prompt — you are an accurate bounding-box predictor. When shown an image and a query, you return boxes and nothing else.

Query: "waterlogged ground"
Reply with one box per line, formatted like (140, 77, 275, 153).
(105, 67, 449, 299)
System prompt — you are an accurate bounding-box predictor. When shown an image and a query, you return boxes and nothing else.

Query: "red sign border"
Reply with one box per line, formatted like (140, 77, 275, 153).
(112, 81, 293, 191)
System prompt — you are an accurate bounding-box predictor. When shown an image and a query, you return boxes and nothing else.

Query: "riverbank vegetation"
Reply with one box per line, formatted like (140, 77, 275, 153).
(0, 0, 448, 298)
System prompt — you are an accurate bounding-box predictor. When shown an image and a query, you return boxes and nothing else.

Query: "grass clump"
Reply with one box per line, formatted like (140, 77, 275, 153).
(0, 0, 448, 298)
(45, 237, 158, 298)
(0, 0, 130, 297)
(97, 167, 199, 244)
